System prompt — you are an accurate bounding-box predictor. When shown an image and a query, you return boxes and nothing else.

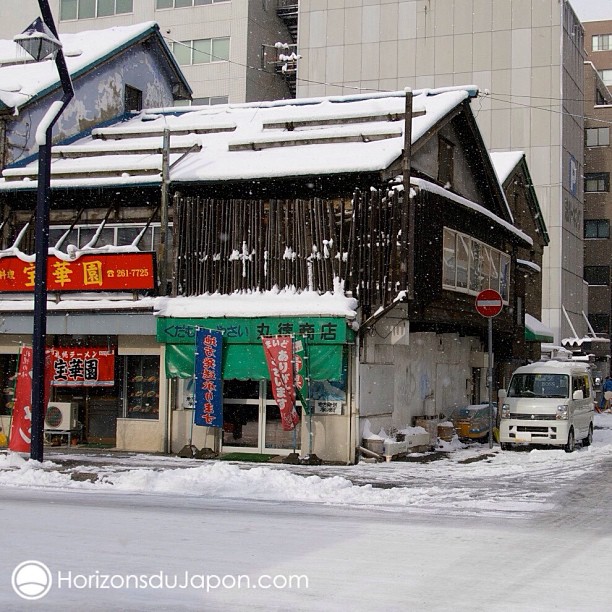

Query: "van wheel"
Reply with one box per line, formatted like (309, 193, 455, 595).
(582, 424, 593, 447)
(564, 428, 575, 453)
(500, 443, 511, 451)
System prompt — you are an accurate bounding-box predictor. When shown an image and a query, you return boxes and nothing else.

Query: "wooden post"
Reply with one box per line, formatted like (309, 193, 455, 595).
(401, 88, 414, 298)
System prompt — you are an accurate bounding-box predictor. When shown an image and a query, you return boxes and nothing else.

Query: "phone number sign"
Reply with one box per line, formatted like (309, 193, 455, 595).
(0, 252, 156, 292)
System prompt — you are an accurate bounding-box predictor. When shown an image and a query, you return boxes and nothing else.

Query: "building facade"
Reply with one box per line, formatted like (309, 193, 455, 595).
(0, 0, 295, 105)
(0, 87, 546, 460)
(296, 0, 587, 344)
(582, 19, 612, 375)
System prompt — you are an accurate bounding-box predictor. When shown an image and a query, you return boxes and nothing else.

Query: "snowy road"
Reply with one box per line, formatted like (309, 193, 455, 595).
(0, 479, 611, 612)
(1, 414, 612, 610)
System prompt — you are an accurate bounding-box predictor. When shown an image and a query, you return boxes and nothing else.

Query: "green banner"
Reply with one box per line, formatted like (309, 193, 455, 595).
(157, 317, 351, 345)
(165, 342, 344, 381)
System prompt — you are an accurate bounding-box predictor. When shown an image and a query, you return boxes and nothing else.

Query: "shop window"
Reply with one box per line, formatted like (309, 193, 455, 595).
(584, 265, 610, 286)
(585, 172, 610, 193)
(125, 356, 160, 419)
(0, 354, 18, 416)
(584, 219, 610, 239)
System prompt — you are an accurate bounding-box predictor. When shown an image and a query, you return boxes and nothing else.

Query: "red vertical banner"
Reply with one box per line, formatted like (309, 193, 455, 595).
(262, 336, 299, 431)
(8, 347, 53, 453)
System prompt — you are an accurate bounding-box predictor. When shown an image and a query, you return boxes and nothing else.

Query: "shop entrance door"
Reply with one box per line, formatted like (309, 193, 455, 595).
(222, 380, 300, 454)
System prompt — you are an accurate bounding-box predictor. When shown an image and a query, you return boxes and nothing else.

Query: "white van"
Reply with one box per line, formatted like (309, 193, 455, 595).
(498, 360, 595, 453)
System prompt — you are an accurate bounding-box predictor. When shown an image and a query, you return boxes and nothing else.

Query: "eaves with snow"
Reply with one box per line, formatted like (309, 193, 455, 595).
(0, 85, 530, 245)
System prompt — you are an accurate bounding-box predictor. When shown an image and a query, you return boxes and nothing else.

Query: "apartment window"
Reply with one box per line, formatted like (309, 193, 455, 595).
(156, 0, 230, 8)
(584, 219, 610, 239)
(599, 69, 612, 86)
(585, 172, 610, 193)
(171, 38, 230, 65)
(60, 0, 132, 20)
(438, 136, 454, 187)
(586, 127, 610, 147)
(592, 34, 612, 51)
(442, 227, 510, 302)
(174, 96, 229, 107)
(584, 266, 609, 286)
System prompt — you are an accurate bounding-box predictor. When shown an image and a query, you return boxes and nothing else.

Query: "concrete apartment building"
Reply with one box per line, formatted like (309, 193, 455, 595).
(0, 0, 295, 104)
(583, 20, 612, 348)
(296, 0, 587, 344)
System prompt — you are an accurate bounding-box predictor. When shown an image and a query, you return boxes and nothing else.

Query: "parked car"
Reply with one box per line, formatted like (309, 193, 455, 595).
(498, 359, 595, 452)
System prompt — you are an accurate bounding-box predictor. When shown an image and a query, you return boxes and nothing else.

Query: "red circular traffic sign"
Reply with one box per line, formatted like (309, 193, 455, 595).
(475, 289, 503, 318)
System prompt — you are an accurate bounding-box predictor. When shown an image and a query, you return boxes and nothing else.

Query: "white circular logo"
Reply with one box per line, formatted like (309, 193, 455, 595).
(11, 560, 52, 600)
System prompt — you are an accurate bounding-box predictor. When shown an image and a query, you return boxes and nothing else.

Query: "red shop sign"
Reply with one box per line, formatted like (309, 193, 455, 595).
(51, 347, 115, 387)
(0, 252, 156, 292)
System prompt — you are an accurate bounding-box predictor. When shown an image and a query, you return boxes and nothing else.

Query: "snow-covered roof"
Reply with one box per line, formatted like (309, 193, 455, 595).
(412, 178, 532, 246)
(0, 288, 358, 319)
(0, 22, 169, 112)
(490, 151, 525, 184)
(1, 86, 479, 190)
(154, 288, 358, 319)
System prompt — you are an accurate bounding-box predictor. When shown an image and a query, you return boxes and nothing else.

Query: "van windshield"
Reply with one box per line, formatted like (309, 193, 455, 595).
(507, 373, 569, 399)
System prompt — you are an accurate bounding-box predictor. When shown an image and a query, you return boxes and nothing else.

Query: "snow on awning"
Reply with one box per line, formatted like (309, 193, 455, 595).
(153, 289, 358, 320)
(525, 313, 554, 343)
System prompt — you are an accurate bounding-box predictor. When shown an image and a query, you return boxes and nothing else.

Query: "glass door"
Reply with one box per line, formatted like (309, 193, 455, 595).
(222, 380, 261, 450)
(263, 381, 300, 452)
(222, 380, 300, 454)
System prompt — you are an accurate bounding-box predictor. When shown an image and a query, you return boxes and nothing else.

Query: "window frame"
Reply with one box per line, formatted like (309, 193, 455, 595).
(585, 172, 610, 193)
(584, 265, 610, 286)
(442, 227, 510, 303)
(592, 34, 612, 51)
(585, 127, 610, 147)
(60, 0, 133, 20)
(584, 219, 610, 239)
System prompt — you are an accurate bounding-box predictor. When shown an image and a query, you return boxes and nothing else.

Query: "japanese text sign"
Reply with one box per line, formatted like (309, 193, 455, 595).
(50, 347, 115, 387)
(8, 347, 53, 453)
(262, 336, 299, 431)
(0, 252, 156, 292)
(194, 328, 223, 428)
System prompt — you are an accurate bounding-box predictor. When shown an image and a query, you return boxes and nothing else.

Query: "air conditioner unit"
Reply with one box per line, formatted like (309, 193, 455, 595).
(44, 402, 78, 431)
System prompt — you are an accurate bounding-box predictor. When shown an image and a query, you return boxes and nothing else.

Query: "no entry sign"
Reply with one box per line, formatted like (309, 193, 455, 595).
(475, 289, 503, 318)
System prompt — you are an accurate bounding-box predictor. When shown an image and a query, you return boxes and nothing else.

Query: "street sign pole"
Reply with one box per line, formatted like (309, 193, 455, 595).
(487, 316, 493, 449)
(475, 289, 503, 450)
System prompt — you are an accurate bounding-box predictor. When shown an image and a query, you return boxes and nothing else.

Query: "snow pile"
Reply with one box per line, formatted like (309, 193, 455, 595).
(0, 413, 611, 516)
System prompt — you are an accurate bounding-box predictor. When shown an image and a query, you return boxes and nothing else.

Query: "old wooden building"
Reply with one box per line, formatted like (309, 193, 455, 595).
(0, 86, 544, 462)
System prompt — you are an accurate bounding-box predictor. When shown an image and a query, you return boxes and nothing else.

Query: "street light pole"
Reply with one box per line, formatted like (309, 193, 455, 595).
(15, 1, 74, 462)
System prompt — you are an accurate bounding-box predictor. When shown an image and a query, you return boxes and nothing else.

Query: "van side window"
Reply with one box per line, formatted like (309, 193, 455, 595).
(583, 375, 591, 397)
